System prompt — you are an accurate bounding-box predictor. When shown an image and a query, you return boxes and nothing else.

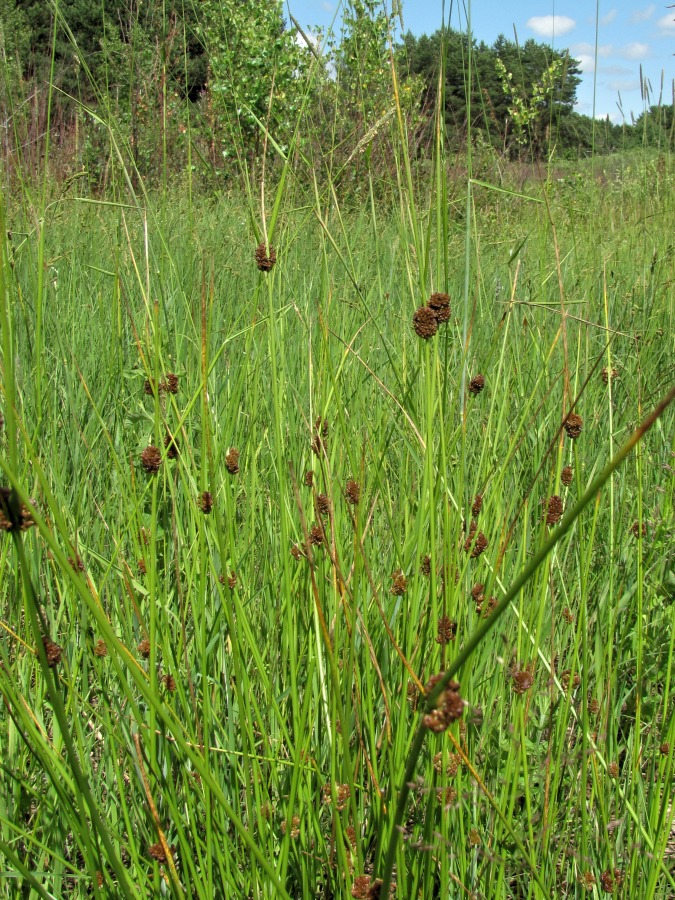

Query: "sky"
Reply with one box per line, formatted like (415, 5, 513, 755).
(284, 0, 675, 122)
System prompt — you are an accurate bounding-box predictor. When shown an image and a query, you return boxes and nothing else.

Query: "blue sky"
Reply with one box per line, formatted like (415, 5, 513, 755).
(284, 1, 675, 122)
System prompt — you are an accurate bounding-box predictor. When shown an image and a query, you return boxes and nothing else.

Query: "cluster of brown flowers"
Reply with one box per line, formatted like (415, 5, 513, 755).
(225, 448, 240, 475)
(601, 366, 619, 385)
(436, 615, 457, 645)
(412, 291, 451, 340)
(600, 869, 623, 893)
(255, 242, 276, 272)
(42, 635, 63, 668)
(468, 374, 485, 395)
(422, 675, 464, 733)
(351, 875, 393, 899)
(140, 445, 162, 475)
(464, 520, 488, 558)
(564, 412, 584, 439)
(345, 479, 360, 506)
(311, 418, 329, 456)
(322, 783, 351, 811)
(390, 570, 407, 596)
(198, 491, 213, 514)
(144, 373, 179, 396)
(561, 465, 573, 486)
(546, 495, 564, 526)
(630, 520, 646, 539)
(0, 486, 35, 532)
(511, 663, 534, 695)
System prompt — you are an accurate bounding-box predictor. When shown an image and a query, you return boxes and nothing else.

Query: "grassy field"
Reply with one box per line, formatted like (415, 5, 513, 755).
(1, 62, 675, 899)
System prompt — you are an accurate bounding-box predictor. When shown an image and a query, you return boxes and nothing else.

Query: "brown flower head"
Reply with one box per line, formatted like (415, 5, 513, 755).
(352, 876, 372, 899)
(281, 816, 300, 839)
(512, 668, 534, 695)
(138, 558, 147, 576)
(420, 554, 431, 576)
(436, 616, 457, 644)
(428, 291, 451, 323)
(148, 843, 168, 864)
(390, 569, 407, 596)
(141, 445, 162, 475)
(471, 494, 483, 517)
(464, 523, 488, 558)
(290, 543, 305, 560)
(607, 761, 618, 778)
(423, 675, 464, 732)
(164, 432, 179, 460)
(546, 495, 563, 526)
(660, 742, 670, 756)
(225, 448, 240, 475)
(630, 520, 646, 539)
(564, 412, 583, 439)
(163, 674, 177, 693)
(601, 366, 619, 385)
(199, 491, 213, 514)
(346, 479, 360, 505)
(0, 487, 35, 531)
(316, 493, 330, 517)
(468, 374, 485, 395)
(600, 869, 622, 893)
(304, 470, 314, 487)
(163, 372, 179, 394)
(227, 571, 237, 589)
(42, 635, 62, 668)
(561, 465, 573, 486)
(94, 639, 108, 658)
(412, 306, 438, 339)
(255, 242, 276, 271)
(309, 524, 324, 546)
(138, 639, 151, 659)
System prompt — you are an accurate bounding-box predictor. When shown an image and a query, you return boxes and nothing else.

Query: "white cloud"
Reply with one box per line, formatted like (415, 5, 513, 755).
(321, 1, 333, 10)
(576, 54, 595, 72)
(603, 64, 632, 75)
(600, 9, 617, 26)
(620, 42, 650, 60)
(526, 15, 576, 38)
(630, 4, 655, 24)
(571, 42, 613, 57)
(656, 12, 675, 32)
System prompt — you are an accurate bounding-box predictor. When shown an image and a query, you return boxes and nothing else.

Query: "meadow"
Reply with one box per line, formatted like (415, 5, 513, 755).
(0, 43, 675, 898)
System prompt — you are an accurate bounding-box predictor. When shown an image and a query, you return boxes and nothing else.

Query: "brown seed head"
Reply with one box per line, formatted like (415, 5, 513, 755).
(346, 479, 360, 505)
(148, 843, 168, 864)
(309, 523, 324, 545)
(94, 639, 108, 658)
(471, 494, 483, 517)
(0, 487, 35, 531)
(42, 635, 63, 668)
(561, 465, 573, 486)
(164, 432, 179, 460)
(316, 493, 330, 517)
(412, 306, 438, 339)
(304, 470, 314, 487)
(423, 675, 464, 732)
(141, 445, 162, 474)
(512, 669, 534, 695)
(601, 366, 619, 385)
(471, 583, 485, 604)
(199, 491, 213, 514)
(351, 876, 371, 899)
(468, 374, 485, 395)
(390, 569, 407, 596)
(138, 639, 151, 659)
(420, 554, 431, 576)
(163, 674, 177, 692)
(281, 816, 300, 838)
(138, 558, 147, 576)
(436, 615, 457, 644)
(163, 372, 179, 394)
(291, 543, 305, 560)
(589, 697, 601, 715)
(225, 448, 240, 475)
(564, 412, 583, 439)
(345, 825, 357, 848)
(581, 871, 596, 890)
(227, 571, 237, 589)
(630, 520, 646, 539)
(660, 742, 670, 756)
(608, 761, 618, 778)
(468, 828, 481, 847)
(428, 291, 451, 323)
(255, 242, 276, 271)
(470, 532, 488, 559)
(546, 495, 564, 526)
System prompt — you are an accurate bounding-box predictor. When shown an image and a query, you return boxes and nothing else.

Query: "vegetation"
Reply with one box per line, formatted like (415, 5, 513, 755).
(0, 1, 674, 898)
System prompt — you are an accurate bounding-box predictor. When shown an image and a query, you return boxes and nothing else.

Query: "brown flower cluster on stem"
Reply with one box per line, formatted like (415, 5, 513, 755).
(564, 412, 583, 439)
(464, 520, 488, 558)
(255, 242, 276, 271)
(346, 479, 360, 505)
(546, 495, 563, 526)
(561, 465, 573, 486)
(412, 291, 451, 340)
(42, 635, 63, 668)
(140, 445, 162, 475)
(198, 491, 213, 514)
(390, 569, 407, 596)
(436, 616, 457, 644)
(0, 487, 35, 532)
(468, 374, 485, 395)
(225, 448, 240, 475)
(422, 675, 464, 732)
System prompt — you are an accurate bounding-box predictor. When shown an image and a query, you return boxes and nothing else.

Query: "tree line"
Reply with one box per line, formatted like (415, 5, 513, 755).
(0, 0, 671, 189)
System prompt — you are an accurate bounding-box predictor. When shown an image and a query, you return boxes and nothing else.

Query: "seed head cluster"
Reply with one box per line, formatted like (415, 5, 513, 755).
(412, 291, 451, 340)
(546, 495, 563, 526)
(422, 675, 464, 732)
(141, 445, 162, 474)
(564, 412, 583, 439)
(255, 242, 276, 271)
(390, 569, 407, 596)
(225, 448, 240, 474)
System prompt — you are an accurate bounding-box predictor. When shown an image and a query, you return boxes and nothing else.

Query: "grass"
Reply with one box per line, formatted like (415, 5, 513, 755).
(1, 18, 675, 899)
